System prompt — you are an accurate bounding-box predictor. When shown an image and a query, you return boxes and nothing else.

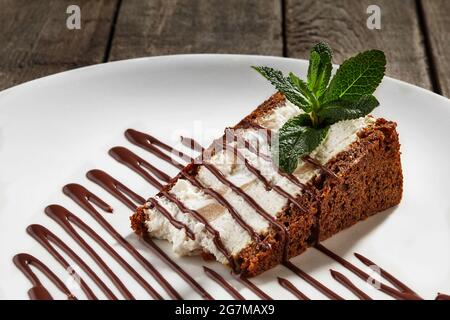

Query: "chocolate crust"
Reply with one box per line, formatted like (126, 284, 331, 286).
(130, 93, 403, 277)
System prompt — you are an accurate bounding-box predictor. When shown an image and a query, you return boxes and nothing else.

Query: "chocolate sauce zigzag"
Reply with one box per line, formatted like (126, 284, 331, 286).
(13, 253, 77, 300)
(315, 244, 422, 300)
(126, 129, 191, 168)
(45, 204, 150, 300)
(63, 185, 185, 299)
(87, 169, 146, 210)
(109, 146, 171, 189)
(283, 261, 343, 300)
(353, 252, 418, 295)
(86, 169, 213, 300)
(329, 269, 372, 300)
(27, 224, 115, 299)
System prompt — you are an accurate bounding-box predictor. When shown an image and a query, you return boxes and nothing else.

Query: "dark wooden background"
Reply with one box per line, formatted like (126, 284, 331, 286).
(1, 0, 449, 97)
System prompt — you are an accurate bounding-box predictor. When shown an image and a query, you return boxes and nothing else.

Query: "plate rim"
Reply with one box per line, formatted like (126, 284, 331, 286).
(1, 54, 449, 106)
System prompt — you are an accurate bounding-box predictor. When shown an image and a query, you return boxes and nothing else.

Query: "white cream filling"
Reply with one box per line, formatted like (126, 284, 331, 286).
(144, 100, 375, 263)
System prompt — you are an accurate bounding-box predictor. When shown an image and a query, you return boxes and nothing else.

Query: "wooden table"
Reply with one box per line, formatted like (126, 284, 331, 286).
(1, 0, 449, 97)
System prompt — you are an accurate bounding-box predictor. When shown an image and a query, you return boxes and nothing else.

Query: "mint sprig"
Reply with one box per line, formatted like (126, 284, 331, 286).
(322, 50, 386, 104)
(307, 41, 332, 98)
(253, 41, 386, 173)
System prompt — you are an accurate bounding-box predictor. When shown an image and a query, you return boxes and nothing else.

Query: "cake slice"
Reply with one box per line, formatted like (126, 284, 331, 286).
(131, 92, 403, 276)
(131, 43, 402, 276)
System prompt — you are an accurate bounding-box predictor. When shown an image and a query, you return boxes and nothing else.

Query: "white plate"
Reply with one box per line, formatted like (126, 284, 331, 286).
(0, 55, 449, 300)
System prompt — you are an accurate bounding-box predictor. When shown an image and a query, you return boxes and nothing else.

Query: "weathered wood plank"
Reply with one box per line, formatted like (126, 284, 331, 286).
(285, 0, 432, 91)
(0, 0, 118, 91)
(420, 0, 450, 97)
(109, 0, 282, 60)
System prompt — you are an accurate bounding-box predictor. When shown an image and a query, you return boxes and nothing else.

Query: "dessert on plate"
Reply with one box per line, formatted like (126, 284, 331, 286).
(131, 42, 403, 276)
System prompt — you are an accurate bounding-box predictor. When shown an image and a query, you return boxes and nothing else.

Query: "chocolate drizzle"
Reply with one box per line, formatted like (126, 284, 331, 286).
(27, 224, 111, 299)
(224, 144, 309, 213)
(12, 127, 448, 300)
(283, 261, 343, 300)
(159, 185, 236, 270)
(87, 169, 146, 210)
(233, 275, 272, 300)
(126, 129, 193, 168)
(203, 266, 245, 300)
(148, 197, 196, 240)
(315, 244, 422, 300)
(13, 253, 76, 300)
(179, 172, 261, 246)
(141, 234, 215, 300)
(62, 183, 181, 299)
(354, 252, 418, 295)
(277, 277, 309, 300)
(109, 146, 171, 189)
(45, 205, 139, 300)
(84, 171, 213, 300)
(329, 269, 372, 300)
(201, 161, 291, 261)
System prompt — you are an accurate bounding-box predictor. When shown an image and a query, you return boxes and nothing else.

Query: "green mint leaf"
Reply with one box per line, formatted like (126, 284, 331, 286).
(286, 113, 313, 127)
(307, 42, 332, 98)
(273, 115, 329, 173)
(252, 66, 311, 112)
(317, 94, 379, 125)
(288, 72, 317, 111)
(322, 50, 386, 104)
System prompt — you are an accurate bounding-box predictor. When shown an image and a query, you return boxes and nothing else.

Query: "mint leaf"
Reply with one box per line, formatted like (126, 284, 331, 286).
(252, 66, 311, 112)
(322, 50, 386, 104)
(288, 72, 318, 111)
(273, 115, 329, 173)
(317, 94, 379, 125)
(307, 42, 332, 98)
(284, 113, 313, 127)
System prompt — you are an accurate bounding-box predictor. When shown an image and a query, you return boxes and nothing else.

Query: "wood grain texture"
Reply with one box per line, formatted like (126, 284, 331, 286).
(285, 0, 432, 90)
(420, 0, 450, 97)
(0, 0, 118, 90)
(109, 0, 282, 60)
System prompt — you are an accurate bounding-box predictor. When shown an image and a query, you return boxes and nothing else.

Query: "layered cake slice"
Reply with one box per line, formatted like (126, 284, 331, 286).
(131, 43, 403, 276)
